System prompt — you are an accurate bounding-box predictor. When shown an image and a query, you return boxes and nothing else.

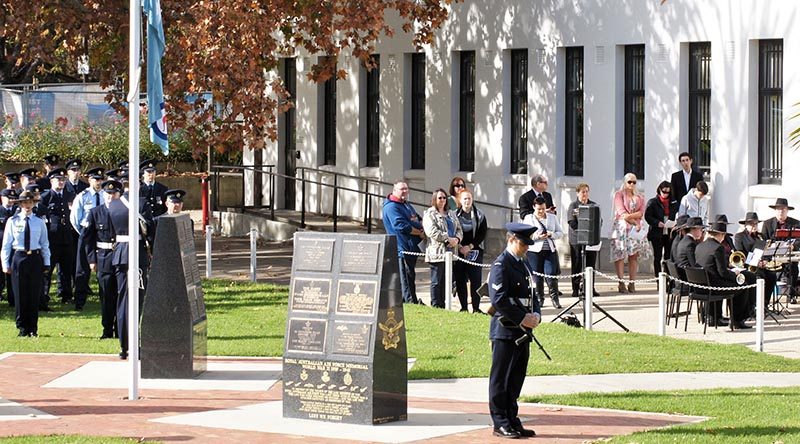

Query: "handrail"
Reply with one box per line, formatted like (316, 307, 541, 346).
(210, 164, 520, 232)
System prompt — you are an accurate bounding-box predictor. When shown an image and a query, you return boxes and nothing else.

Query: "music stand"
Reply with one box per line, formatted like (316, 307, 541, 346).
(551, 244, 629, 332)
(764, 240, 797, 312)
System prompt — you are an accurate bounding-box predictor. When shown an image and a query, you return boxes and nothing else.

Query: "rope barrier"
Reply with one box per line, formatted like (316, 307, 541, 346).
(399, 251, 758, 290)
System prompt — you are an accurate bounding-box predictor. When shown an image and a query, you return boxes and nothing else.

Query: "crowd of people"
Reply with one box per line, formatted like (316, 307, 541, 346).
(382, 151, 798, 326)
(0, 154, 187, 359)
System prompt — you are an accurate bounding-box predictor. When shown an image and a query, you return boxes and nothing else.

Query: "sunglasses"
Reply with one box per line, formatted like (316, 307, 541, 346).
(627, 180, 637, 185)
(436, 196, 447, 200)
(454, 183, 465, 188)
(661, 188, 671, 194)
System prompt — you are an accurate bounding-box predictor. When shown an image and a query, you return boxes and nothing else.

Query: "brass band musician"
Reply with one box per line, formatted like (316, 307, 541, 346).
(761, 198, 799, 303)
(733, 212, 777, 307)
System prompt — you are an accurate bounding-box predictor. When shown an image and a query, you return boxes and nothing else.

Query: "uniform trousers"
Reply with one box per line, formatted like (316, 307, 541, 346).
(73, 232, 91, 308)
(96, 249, 117, 336)
(489, 339, 530, 429)
(43, 241, 74, 304)
(115, 264, 130, 353)
(12, 251, 44, 335)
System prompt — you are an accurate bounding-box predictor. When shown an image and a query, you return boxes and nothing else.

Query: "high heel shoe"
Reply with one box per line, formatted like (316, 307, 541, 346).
(627, 282, 636, 293)
(618, 282, 628, 293)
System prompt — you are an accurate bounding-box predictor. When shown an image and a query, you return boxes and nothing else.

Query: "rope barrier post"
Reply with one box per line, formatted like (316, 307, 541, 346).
(658, 272, 667, 336)
(445, 252, 454, 311)
(205, 225, 212, 279)
(584, 267, 594, 330)
(756, 278, 765, 352)
(249, 228, 258, 282)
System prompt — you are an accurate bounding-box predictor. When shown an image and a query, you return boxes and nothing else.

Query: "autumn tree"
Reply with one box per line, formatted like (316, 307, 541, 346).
(1, 1, 455, 156)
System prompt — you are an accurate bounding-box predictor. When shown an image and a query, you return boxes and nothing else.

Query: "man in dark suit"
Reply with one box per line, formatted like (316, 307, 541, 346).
(139, 159, 169, 217)
(488, 223, 541, 439)
(670, 152, 703, 204)
(695, 221, 754, 329)
(518, 174, 554, 220)
(675, 217, 705, 268)
(670, 215, 689, 261)
(64, 159, 89, 196)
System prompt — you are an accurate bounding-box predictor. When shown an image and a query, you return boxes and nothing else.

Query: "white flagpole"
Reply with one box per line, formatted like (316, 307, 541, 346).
(128, 0, 142, 401)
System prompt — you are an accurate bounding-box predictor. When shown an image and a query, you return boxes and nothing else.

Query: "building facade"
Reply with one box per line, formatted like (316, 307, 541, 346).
(244, 0, 800, 234)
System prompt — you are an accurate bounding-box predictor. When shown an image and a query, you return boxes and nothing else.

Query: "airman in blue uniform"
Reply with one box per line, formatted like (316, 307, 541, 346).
(1, 190, 51, 337)
(82, 180, 121, 340)
(488, 222, 541, 439)
(38, 167, 76, 308)
(70, 167, 106, 309)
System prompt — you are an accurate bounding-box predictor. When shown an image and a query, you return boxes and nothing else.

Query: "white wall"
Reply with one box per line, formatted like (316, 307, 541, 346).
(258, 0, 800, 231)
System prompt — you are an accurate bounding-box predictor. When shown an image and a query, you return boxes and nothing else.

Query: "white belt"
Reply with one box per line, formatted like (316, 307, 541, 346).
(115, 235, 130, 242)
(96, 242, 114, 249)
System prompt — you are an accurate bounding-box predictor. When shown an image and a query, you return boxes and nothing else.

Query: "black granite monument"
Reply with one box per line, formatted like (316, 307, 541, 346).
(283, 232, 407, 425)
(141, 213, 207, 378)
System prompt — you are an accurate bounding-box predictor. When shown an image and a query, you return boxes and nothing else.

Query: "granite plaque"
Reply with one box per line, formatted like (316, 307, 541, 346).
(295, 238, 336, 272)
(335, 280, 377, 316)
(286, 318, 327, 354)
(331, 321, 372, 356)
(283, 232, 406, 425)
(141, 214, 207, 378)
(290, 278, 332, 313)
(340, 240, 381, 274)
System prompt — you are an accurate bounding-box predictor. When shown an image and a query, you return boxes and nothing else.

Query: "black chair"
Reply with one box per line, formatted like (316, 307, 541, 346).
(683, 267, 734, 334)
(664, 260, 691, 329)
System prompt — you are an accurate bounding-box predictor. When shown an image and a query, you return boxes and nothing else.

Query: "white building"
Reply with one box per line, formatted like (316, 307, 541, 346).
(244, 0, 800, 235)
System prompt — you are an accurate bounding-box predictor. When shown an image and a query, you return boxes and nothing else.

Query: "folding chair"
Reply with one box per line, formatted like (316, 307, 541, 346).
(664, 260, 691, 329)
(683, 267, 734, 334)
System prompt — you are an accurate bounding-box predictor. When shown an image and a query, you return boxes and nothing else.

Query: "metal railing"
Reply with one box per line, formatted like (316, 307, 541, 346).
(209, 163, 519, 232)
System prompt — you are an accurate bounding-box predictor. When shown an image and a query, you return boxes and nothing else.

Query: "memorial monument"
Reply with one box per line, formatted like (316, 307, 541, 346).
(283, 232, 407, 424)
(141, 213, 207, 378)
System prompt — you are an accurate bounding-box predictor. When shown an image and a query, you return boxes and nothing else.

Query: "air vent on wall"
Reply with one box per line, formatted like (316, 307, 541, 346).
(594, 46, 605, 64)
(657, 43, 669, 62)
(535, 48, 546, 65)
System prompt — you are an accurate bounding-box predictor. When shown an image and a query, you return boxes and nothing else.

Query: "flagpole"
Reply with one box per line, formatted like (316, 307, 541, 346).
(128, 0, 141, 401)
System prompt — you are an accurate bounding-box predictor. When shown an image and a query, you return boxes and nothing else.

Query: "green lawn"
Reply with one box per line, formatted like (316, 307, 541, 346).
(1, 279, 798, 380)
(529, 387, 800, 443)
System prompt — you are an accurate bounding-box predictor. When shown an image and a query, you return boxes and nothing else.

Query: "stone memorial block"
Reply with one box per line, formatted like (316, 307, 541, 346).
(283, 232, 406, 425)
(141, 213, 207, 378)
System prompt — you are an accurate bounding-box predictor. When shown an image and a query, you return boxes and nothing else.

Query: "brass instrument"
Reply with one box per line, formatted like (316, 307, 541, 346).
(729, 251, 746, 269)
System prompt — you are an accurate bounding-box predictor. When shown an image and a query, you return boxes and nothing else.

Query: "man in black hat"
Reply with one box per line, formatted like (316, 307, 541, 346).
(713, 214, 736, 263)
(83, 180, 123, 340)
(139, 159, 168, 217)
(153, 189, 190, 240)
(37, 154, 61, 191)
(3, 172, 21, 192)
(675, 217, 705, 269)
(670, 215, 690, 261)
(70, 167, 107, 310)
(0, 188, 17, 306)
(488, 222, 541, 439)
(761, 198, 799, 300)
(734, 212, 777, 307)
(695, 221, 755, 329)
(1, 190, 51, 337)
(64, 159, 89, 196)
(38, 167, 77, 308)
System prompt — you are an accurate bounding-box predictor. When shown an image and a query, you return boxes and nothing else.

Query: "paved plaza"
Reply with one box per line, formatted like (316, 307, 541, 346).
(0, 227, 798, 442)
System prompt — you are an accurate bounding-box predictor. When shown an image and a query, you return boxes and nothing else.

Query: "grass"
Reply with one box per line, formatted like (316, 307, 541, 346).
(1, 279, 799, 380)
(528, 387, 800, 443)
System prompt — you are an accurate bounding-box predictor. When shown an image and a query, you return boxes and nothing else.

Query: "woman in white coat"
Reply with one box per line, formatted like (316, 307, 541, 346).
(523, 196, 564, 308)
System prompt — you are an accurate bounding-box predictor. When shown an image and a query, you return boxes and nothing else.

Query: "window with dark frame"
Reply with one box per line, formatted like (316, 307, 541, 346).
(322, 58, 337, 166)
(510, 49, 528, 175)
(624, 44, 646, 179)
(411, 53, 426, 170)
(565, 46, 584, 176)
(688, 42, 711, 177)
(365, 55, 380, 168)
(758, 39, 782, 184)
(459, 51, 476, 172)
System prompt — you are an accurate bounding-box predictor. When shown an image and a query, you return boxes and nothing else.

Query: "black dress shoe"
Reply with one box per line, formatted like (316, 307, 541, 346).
(119, 351, 128, 360)
(551, 296, 562, 309)
(513, 426, 536, 437)
(100, 333, 113, 340)
(28, 332, 37, 337)
(492, 426, 520, 439)
(473, 308, 487, 315)
(734, 321, 752, 330)
(17, 329, 27, 337)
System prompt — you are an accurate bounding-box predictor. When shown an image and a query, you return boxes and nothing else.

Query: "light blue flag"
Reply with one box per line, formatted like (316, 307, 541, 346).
(142, 0, 168, 154)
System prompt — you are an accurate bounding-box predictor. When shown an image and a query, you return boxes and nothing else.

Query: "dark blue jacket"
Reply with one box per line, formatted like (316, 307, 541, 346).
(489, 249, 541, 341)
(82, 204, 116, 273)
(645, 195, 679, 241)
(382, 196, 423, 257)
(38, 188, 76, 245)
